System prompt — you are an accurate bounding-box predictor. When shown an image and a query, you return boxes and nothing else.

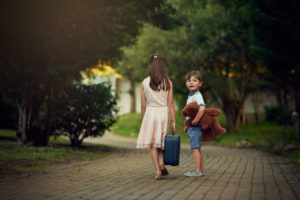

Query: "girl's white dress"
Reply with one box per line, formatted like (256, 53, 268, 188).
(136, 77, 170, 149)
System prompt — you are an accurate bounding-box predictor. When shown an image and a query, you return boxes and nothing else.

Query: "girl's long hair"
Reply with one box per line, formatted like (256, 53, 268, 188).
(148, 53, 170, 91)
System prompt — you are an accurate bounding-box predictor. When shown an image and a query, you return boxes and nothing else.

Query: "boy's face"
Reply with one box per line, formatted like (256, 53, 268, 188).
(186, 75, 202, 92)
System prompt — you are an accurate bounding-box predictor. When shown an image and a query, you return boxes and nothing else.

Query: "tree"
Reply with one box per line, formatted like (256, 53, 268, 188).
(117, 1, 182, 112)
(172, 0, 267, 130)
(250, 0, 300, 112)
(117, 49, 140, 113)
(118, 23, 194, 111)
(119, 0, 268, 131)
(52, 83, 117, 147)
(0, 94, 17, 129)
(117, 24, 173, 112)
(0, 0, 165, 145)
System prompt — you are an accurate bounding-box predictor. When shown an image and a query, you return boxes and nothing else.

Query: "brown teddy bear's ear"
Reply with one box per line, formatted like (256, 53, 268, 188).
(190, 102, 199, 113)
(190, 102, 199, 110)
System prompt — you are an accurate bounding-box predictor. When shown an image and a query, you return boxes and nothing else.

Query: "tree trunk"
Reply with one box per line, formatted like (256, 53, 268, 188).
(283, 86, 289, 110)
(31, 82, 53, 146)
(116, 77, 121, 96)
(224, 111, 234, 131)
(223, 100, 244, 131)
(295, 88, 300, 113)
(275, 90, 283, 105)
(234, 112, 241, 131)
(129, 80, 136, 113)
(240, 105, 246, 125)
(70, 135, 82, 147)
(44, 82, 53, 145)
(16, 104, 31, 144)
(224, 112, 241, 131)
(252, 93, 260, 124)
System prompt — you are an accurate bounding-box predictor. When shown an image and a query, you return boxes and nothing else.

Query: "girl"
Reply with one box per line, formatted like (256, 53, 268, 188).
(136, 53, 176, 180)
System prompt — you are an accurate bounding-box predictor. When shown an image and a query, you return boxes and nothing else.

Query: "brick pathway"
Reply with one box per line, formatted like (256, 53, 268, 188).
(1, 132, 300, 200)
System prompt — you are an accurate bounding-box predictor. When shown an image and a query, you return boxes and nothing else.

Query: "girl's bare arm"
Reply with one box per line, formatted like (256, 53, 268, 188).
(141, 83, 146, 118)
(167, 80, 176, 131)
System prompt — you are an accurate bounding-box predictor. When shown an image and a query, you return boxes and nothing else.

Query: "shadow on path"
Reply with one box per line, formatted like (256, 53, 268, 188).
(1, 132, 300, 200)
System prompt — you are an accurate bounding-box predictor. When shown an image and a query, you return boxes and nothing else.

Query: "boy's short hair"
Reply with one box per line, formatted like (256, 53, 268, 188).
(185, 70, 202, 82)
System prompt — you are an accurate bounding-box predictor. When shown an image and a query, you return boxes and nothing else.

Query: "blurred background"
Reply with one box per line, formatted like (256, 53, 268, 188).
(0, 0, 299, 171)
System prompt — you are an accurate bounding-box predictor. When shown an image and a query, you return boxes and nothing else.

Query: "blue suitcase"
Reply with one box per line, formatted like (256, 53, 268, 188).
(164, 132, 180, 166)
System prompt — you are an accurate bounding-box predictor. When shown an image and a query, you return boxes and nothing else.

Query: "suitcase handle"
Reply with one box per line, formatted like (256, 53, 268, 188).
(171, 130, 175, 136)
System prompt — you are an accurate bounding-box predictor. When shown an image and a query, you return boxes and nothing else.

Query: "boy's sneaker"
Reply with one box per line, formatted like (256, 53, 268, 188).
(184, 170, 205, 177)
(200, 170, 205, 176)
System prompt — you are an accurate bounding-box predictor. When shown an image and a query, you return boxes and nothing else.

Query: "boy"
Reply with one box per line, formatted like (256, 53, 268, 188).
(184, 70, 205, 177)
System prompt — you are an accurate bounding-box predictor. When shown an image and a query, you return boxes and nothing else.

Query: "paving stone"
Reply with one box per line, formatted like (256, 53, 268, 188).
(1, 133, 299, 200)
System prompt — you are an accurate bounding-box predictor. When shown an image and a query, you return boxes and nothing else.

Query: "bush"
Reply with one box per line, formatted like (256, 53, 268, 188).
(52, 83, 118, 146)
(0, 94, 17, 129)
(264, 105, 292, 125)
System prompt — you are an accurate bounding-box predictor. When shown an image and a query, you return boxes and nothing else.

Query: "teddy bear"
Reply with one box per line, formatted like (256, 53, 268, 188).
(181, 102, 226, 142)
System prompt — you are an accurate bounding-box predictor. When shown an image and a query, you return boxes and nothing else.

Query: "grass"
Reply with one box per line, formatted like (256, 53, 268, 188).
(113, 112, 300, 168)
(112, 113, 143, 137)
(0, 129, 17, 140)
(0, 129, 69, 142)
(214, 121, 294, 147)
(288, 150, 300, 169)
(0, 129, 115, 175)
(112, 112, 190, 143)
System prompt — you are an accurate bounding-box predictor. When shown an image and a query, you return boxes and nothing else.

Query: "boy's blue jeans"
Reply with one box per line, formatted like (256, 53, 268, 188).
(188, 126, 203, 149)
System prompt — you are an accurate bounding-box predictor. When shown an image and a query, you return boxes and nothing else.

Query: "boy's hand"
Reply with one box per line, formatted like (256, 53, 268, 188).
(192, 119, 199, 126)
(184, 126, 188, 133)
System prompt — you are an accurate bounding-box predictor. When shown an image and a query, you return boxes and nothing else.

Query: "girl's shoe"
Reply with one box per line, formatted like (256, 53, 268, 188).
(160, 165, 169, 176)
(155, 173, 163, 180)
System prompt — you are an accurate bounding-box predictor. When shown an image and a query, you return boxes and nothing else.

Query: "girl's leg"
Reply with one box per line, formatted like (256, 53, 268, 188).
(158, 149, 164, 166)
(158, 149, 169, 175)
(151, 147, 162, 178)
(191, 148, 201, 172)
